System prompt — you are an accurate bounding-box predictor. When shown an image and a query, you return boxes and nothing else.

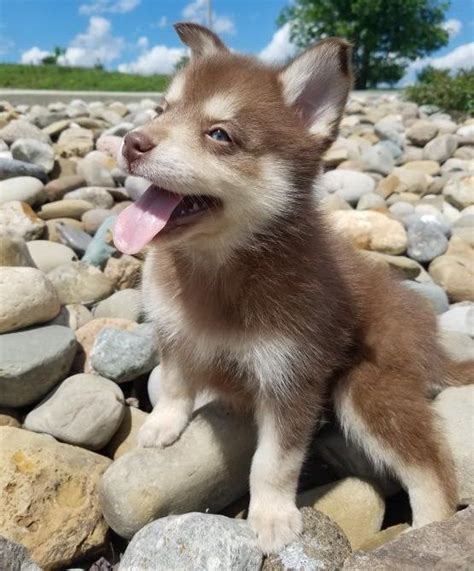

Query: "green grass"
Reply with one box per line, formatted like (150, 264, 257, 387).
(0, 63, 170, 91)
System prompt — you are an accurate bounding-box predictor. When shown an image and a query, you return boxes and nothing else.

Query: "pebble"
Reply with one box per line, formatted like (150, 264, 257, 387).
(438, 302, 474, 337)
(402, 280, 449, 314)
(423, 134, 458, 163)
(57, 222, 92, 254)
(37, 199, 94, 220)
(50, 303, 93, 330)
(0, 325, 76, 407)
(406, 120, 438, 146)
(82, 215, 116, 267)
(439, 330, 474, 362)
(100, 403, 256, 538)
(0, 408, 21, 428)
(90, 326, 157, 383)
(0, 201, 45, 240)
(24, 373, 125, 450)
(57, 126, 94, 157)
(11, 138, 55, 172)
(0, 536, 41, 571)
(44, 174, 86, 201)
(0, 267, 60, 333)
(45, 217, 83, 242)
(430, 253, 474, 303)
(77, 151, 116, 187)
(0, 157, 47, 181)
(0, 118, 50, 144)
(406, 219, 448, 263)
(47, 261, 113, 304)
(26, 240, 77, 272)
(124, 175, 149, 200)
(361, 143, 394, 175)
(64, 186, 114, 209)
(0, 427, 110, 569)
(106, 406, 148, 459)
(0, 233, 35, 266)
(322, 170, 375, 205)
(104, 253, 142, 289)
(119, 513, 263, 571)
(0, 176, 45, 206)
(443, 174, 474, 209)
(82, 207, 112, 234)
(94, 288, 142, 321)
(404, 160, 440, 176)
(263, 508, 351, 571)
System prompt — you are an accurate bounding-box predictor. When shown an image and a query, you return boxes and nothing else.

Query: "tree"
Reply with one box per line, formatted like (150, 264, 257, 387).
(278, 0, 450, 89)
(41, 46, 66, 66)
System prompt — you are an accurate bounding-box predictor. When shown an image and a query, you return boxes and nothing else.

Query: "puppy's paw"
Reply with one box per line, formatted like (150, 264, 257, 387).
(248, 501, 303, 554)
(137, 410, 189, 448)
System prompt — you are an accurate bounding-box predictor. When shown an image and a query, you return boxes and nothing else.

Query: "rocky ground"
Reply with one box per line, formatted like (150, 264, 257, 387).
(0, 94, 473, 570)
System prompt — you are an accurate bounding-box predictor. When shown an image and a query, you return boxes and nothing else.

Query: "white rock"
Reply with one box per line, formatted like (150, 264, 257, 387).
(0, 176, 45, 206)
(321, 170, 375, 205)
(26, 240, 77, 272)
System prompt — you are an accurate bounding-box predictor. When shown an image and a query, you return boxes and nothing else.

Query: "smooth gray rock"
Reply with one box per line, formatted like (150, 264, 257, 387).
(263, 508, 351, 571)
(0, 158, 47, 182)
(403, 280, 449, 314)
(0, 536, 41, 571)
(343, 506, 474, 570)
(423, 134, 458, 163)
(90, 327, 157, 383)
(0, 119, 50, 145)
(119, 513, 263, 571)
(57, 223, 92, 254)
(322, 170, 375, 205)
(100, 403, 256, 538)
(0, 176, 45, 205)
(11, 138, 55, 173)
(47, 261, 113, 305)
(407, 220, 448, 263)
(439, 330, 474, 362)
(361, 143, 395, 175)
(94, 288, 142, 321)
(0, 325, 76, 407)
(439, 303, 474, 337)
(64, 187, 114, 209)
(24, 373, 125, 450)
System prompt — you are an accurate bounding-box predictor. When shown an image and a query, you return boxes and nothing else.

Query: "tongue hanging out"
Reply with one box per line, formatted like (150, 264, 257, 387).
(113, 184, 220, 255)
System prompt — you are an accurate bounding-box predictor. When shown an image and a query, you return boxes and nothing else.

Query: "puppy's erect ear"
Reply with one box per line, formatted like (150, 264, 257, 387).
(174, 22, 228, 58)
(279, 38, 352, 141)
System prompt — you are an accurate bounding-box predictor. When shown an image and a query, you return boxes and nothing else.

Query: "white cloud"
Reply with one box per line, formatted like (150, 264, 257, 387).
(118, 45, 185, 75)
(182, 0, 235, 35)
(58, 16, 124, 67)
(400, 42, 474, 86)
(21, 46, 50, 65)
(137, 36, 149, 49)
(259, 23, 297, 64)
(442, 18, 462, 38)
(152, 16, 168, 29)
(79, 0, 140, 15)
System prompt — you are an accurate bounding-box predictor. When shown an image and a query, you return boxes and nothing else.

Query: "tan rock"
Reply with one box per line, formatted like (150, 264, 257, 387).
(0, 233, 36, 267)
(0, 427, 110, 569)
(37, 199, 94, 221)
(45, 217, 84, 242)
(443, 174, 474, 209)
(0, 409, 21, 428)
(57, 126, 94, 157)
(429, 248, 474, 302)
(106, 406, 148, 459)
(49, 303, 93, 330)
(320, 194, 352, 212)
(44, 175, 86, 201)
(104, 255, 142, 290)
(0, 201, 45, 241)
(376, 174, 406, 199)
(404, 160, 440, 176)
(298, 477, 385, 549)
(359, 524, 410, 551)
(393, 167, 431, 195)
(360, 251, 422, 279)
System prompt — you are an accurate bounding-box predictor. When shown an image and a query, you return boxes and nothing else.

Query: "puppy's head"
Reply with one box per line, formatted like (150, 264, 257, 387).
(114, 23, 352, 257)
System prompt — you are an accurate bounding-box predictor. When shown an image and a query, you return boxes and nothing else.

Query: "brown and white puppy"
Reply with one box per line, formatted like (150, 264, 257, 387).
(114, 23, 473, 553)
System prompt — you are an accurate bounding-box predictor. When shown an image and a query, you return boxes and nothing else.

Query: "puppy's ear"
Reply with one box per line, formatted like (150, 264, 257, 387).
(279, 38, 352, 141)
(174, 22, 228, 58)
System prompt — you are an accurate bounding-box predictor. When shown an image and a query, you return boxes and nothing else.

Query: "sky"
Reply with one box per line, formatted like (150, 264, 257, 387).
(0, 0, 472, 83)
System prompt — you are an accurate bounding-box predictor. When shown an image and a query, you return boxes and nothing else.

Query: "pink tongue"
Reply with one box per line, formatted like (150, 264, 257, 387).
(113, 185, 182, 254)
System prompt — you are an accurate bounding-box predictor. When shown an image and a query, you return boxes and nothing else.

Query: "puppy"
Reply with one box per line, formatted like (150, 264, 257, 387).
(114, 23, 473, 553)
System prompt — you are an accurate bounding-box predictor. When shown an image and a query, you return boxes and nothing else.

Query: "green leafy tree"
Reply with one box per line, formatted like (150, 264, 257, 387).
(278, 0, 450, 89)
(41, 46, 66, 66)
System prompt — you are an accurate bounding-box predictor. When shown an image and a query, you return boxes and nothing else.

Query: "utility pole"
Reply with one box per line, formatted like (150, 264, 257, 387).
(207, 0, 212, 30)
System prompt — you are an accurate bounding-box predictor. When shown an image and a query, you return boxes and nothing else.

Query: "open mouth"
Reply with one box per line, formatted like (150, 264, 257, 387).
(113, 184, 221, 255)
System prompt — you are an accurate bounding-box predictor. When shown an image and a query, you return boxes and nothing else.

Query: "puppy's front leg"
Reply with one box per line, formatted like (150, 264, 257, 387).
(248, 401, 312, 554)
(138, 354, 195, 448)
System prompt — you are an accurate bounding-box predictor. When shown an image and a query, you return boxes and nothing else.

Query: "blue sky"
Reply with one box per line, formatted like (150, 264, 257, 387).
(0, 0, 472, 80)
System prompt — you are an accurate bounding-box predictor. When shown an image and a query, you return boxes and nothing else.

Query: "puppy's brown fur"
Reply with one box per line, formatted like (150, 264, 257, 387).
(118, 23, 473, 553)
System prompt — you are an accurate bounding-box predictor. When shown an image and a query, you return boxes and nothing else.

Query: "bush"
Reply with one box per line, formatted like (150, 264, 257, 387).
(406, 66, 474, 115)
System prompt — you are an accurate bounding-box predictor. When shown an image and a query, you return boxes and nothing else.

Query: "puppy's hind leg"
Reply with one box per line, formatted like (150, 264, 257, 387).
(334, 364, 457, 528)
(138, 353, 195, 448)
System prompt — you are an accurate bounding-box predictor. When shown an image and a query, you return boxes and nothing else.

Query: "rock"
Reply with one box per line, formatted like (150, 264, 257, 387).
(392, 167, 430, 194)
(0, 536, 41, 571)
(0, 119, 50, 144)
(404, 160, 440, 176)
(124, 175, 149, 201)
(90, 326, 157, 383)
(82, 208, 112, 234)
(37, 199, 94, 221)
(438, 303, 473, 337)
(0, 177, 45, 206)
(361, 251, 422, 280)
(94, 288, 142, 321)
(376, 174, 405, 199)
(320, 194, 352, 212)
(50, 303, 92, 330)
(423, 134, 458, 163)
(0, 427, 110, 569)
(435, 387, 474, 504)
(44, 174, 86, 201)
(42, 118, 71, 137)
(100, 403, 256, 538)
(452, 214, 474, 247)
(263, 508, 351, 571)
(361, 143, 395, 176)
(0, 325, 76, 407)
(0, 267, 60, 333)
(443, 174, 474, 209)
(64, 186, 114, 209)
(439, 330, 474, 361)
(57, 222, 92, 254)
(11, 138, 54, 172)
(343, 506, 474, 570)
(77, 152, 116, 187)
(359, 524, 410, 552)
(57, 126, 94, 157)
(26, 240, 77, 272)
(0, 158, 47, 182)
(82, 215, 116, 267)
(402, 280, 449, 314)
(430, 254, 474, 303)
(106, 406, 148, 460)
(0, 233, 35, 267)
(0, 202, 45, 240)
(119, 513, 263, 571)
(0, 409, 21, 428)
(406, 120, 438, 146)
(322, 170, 375, 205)
(147, 364, 161, 406)
(330, 210, 407, 255)
(24, 374, 125, 451)
(298, 478, 384, 549)
(356, 192, 387, 211)
(47, 261, 113, 304)
(104, 254, 142, 290)
(44, 217, 83, 242)
(74, 317, 137, 373)
(406, 220, 448, 263)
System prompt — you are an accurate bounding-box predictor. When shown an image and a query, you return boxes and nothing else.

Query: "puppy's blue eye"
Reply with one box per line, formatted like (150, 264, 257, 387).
(208, 128, 232, 143)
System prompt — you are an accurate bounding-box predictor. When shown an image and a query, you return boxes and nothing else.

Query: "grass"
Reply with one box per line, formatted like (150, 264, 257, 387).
(0, 63, 170, 91)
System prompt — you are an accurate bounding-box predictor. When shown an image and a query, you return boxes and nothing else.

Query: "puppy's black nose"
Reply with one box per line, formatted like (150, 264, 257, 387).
(122, 131, 155, 163)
